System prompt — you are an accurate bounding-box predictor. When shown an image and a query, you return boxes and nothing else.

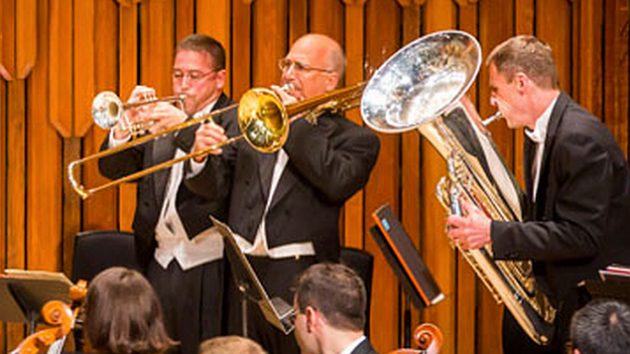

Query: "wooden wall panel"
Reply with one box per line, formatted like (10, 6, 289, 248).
(15, 0, 37, 80)
(604, 0, 629, 154)
(197, 0, 232, 93)
(0, 0, 17, 81)
(289, 0, 308, 45)
(175, 0, 195, 43)
(118, 2, 140, 232)
(1, 1, 629, 353)
(232, 0, 252, 99)
(252, 0, 287, 87)
(310, 0, 344, 46)
(27, 0, 61, 272)
(537, 0, 572, 92)
(0, 77, 6, 354)
(364, 1, 402, 352)
(342, 0, 367, 249)
(48, 0, 73, 138)
(6, 79, 26, 352)
(573, 0, 603, 117)
(83, 0, 119, 232)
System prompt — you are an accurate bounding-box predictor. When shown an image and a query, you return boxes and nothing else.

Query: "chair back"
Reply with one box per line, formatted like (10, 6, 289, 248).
(71, 230, 140, 283)
(340, 247, 374, 337)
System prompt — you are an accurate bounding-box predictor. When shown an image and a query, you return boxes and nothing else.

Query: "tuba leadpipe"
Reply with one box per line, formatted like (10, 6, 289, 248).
(68, 82, 365, 200)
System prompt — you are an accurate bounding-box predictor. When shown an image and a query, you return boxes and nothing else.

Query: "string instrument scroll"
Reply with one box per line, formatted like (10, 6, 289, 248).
(12, 280, 87, 354)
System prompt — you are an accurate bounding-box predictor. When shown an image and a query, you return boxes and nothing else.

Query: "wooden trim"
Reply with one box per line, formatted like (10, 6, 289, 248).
(16, 0, 37, 79)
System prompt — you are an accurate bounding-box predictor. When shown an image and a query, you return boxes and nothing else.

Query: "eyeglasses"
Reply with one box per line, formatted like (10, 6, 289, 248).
(278, 58, 334, 74)
(172, 69, 217, 82)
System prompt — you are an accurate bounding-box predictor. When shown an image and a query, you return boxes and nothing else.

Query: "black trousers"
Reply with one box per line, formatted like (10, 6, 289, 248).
(225, 255, 316, 354)
(147, 258, 224, 354)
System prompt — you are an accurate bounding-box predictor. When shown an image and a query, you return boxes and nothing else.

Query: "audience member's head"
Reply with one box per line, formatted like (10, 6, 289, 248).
(570, 299, 630, 354)
(84, 267, 176, 354)
(198, 336, 267, 354)
(293, 263, 367, 354)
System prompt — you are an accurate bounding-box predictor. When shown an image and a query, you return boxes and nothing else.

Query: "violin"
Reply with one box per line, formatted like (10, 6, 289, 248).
(386, 323, 443, 354)
(13, 280, 87, 354)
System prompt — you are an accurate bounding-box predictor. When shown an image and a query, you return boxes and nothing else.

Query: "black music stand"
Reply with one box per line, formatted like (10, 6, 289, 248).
(370, 204, 445, 346)
(0, 270, 73, 334)
(211, 217, 295, 336)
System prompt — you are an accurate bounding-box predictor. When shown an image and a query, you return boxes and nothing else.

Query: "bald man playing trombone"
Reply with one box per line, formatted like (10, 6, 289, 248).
(187, 33, 380, 354)
(98, 34, 237, 354)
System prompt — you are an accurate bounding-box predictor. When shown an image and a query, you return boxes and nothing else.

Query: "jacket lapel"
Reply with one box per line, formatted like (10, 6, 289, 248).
(152, 131, 177, 205)
(533, 91, 569, 218)
(268, 162, 298, 210)
(258, 151, 277, 202)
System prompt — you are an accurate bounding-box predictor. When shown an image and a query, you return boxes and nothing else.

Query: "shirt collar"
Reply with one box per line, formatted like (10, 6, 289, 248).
(192, 96, 220, 119)
(339, 336, 366, 354)
(524, 95, 558, 144)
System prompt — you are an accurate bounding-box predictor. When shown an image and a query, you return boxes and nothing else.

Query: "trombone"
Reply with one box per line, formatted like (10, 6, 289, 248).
(68, 82, 365, 199)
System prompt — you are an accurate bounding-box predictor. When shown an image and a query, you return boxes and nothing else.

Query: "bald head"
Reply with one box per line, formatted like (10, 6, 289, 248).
(291, 34, 345, 78)
(281, 33, 346, 100)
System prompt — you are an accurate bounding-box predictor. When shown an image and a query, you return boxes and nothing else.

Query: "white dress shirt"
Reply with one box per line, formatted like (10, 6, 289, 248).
(110, 100, 224, 270)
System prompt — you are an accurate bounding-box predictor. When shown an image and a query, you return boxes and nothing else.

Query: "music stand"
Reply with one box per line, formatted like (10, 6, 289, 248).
(370, 204, 444, 309)
(0, 269, 73, 334)
(370, 204, 444, 347)
(211, 217, 295, 336)
(581, 267, 630, 306)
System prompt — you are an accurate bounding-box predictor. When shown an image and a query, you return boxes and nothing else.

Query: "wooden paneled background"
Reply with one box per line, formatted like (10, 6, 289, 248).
(1, 0, 628, 353)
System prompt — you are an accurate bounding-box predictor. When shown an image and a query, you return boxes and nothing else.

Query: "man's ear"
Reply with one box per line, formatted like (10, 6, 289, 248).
(325, 72, 340, 92)
(305, 306, 318, 333)
(216, 69, 227, 90)
(513, 72, 529, 93)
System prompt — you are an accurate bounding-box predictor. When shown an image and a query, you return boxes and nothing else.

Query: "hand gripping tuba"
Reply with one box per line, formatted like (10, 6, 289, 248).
(361, 30, 556, 345)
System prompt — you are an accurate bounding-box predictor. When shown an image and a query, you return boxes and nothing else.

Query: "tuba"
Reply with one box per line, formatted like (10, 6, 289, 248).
(361, 31, 556, 345)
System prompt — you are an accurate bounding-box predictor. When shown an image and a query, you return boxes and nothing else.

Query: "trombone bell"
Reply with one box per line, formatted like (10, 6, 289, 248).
(238, 88, 288, 153)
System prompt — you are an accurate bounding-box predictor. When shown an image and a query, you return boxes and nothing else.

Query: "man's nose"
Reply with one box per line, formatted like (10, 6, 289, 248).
(282, 64, 298, 82)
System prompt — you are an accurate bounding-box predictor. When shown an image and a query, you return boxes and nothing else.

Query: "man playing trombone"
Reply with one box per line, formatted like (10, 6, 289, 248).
(187, 33, 381, 354)
(98, 34, 237, 354)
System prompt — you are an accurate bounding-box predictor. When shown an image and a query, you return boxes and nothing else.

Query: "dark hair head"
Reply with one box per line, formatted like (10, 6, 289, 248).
(570, 299, 630, 354)
(84, 267, 176, 354)
(198, 336, 267, 354)
(176, 34, 226, 71)
(295, 263, 366, 332)
(486, 35, 559, 89)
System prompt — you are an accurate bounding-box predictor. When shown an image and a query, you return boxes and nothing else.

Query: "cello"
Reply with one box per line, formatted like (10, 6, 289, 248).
(12, 280, 87, 354)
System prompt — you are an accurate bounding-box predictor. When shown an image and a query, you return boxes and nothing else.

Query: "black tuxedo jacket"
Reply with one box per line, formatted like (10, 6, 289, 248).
(98, 93, 238, 269)
(491, 92, 630, 344)
(188, 110, 380, 262)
